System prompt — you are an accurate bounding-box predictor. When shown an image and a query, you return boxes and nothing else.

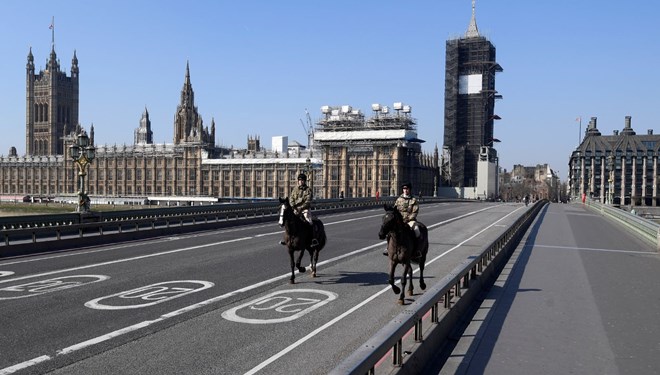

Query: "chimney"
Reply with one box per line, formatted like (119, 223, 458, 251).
(613, 130, 619, 135)
(625, 116, 632, 129)
(648, 129, 654, 135)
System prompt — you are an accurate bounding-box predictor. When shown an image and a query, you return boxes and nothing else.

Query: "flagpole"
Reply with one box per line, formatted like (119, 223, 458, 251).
(50, 16, 55, 48)
(577, 116, 582, 144)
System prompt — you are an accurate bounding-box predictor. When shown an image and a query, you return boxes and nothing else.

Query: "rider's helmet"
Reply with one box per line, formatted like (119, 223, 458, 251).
(401, 182, 412, 190)
(297, 173, 307, 181)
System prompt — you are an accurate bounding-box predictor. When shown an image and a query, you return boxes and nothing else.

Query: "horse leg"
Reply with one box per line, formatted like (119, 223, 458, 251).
(406, 262, 415, 297)
(389, 260, 400, 296)
(288, 250, 296, 284)
(311, 249, 319, 277)
(398, 263, 409, 304)
(418, 256, 426, 290)
(295, 248, 306, 273)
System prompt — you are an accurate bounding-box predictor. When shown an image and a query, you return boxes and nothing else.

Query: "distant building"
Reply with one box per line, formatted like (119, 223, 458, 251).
(569, 116, 660, 206)
(26, 46, 79, 156)
(442, 1, 502, 196)
(0, 44, 438, 202)
(501, 164, 557, 202)
(313, 104, 439, 198)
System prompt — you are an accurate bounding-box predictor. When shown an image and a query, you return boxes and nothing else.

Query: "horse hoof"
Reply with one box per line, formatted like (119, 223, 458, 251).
(297, 267, 306, 273)
(397, 299, 404, 305)
(289, 279, 295, 284)
(312, 272, 317, 277)
(392, 286, 400, 295)
(407, 290, 414, 297)
(420, 282, 427, 290)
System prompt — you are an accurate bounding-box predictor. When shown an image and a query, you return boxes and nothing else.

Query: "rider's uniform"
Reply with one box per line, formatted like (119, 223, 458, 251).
(289, 183, 312, 224)
(394, 193, 418, 225)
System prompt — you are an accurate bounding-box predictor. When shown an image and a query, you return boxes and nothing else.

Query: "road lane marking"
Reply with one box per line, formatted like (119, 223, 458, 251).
(85, 281, 214, 310)
(531, 244, 658, 255)
(0, 355, 51, 375)
(0, 275, 109, 300)
(0, 203, 515, 374)
(244, 205, 522, 374)
(0, 237, 251, 285)
(222, 289, 338, 324)
(0, 271, 14, 278)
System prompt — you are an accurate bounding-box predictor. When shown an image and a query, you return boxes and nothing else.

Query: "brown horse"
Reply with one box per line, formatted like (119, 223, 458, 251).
(278, 197, 327, 284)
(378, 204, 428, 304)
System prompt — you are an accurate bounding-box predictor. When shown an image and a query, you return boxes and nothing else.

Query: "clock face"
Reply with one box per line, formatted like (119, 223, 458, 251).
(458, 74, 482, 94)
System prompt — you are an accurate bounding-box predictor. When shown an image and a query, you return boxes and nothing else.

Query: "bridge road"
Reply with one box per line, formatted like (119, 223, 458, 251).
(432, 202, 660, 375)
(0, 202, 527, 375)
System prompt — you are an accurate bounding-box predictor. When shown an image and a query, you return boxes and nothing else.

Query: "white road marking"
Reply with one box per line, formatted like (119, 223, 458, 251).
(85, 281, 214, 310)
(0, 271, 14, 278)
(0, 203, 512, 374)
(244, 205, 521, 374)
(530, 244, 659, 255)
(0, 237, 250, 285)
(0, 275, 109, 300)
(222, 289, 338, 324)
(0, 355, 51, 375)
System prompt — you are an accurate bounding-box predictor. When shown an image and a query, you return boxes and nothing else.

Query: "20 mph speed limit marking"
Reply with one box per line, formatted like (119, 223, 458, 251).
(222, 289, 337, 324)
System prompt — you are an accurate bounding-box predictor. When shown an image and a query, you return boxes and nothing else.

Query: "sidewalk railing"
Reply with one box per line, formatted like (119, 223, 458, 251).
(329, 201, 546, 375)
(583, 199, 660, 252)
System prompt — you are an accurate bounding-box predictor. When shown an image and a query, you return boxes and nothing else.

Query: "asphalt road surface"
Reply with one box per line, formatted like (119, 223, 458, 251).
(0, 201, 527, 375)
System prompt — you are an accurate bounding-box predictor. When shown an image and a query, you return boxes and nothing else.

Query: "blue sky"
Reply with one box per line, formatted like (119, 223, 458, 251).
(2, 1, 659, 180)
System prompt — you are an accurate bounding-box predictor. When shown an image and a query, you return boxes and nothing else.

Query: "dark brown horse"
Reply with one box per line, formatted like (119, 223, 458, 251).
(278, 197, 327, 284)
(378, 204, 428, 304)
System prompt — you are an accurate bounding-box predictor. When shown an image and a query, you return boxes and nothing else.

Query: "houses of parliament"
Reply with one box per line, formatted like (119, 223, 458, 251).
(0, 43, 439, 203)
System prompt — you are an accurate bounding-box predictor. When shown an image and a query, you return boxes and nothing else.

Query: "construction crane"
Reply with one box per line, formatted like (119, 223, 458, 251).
(299, 108, 314, 149)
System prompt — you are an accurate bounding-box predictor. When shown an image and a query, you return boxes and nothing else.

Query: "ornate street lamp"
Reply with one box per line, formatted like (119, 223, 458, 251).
(305, 156, 314, 196)
(69, 130, 96, 213)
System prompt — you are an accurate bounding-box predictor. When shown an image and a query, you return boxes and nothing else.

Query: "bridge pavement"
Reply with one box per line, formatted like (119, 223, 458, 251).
(430, 202, 660, 375)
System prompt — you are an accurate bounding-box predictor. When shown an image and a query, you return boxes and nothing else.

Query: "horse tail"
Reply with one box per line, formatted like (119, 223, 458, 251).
(313, 219, 327, 250)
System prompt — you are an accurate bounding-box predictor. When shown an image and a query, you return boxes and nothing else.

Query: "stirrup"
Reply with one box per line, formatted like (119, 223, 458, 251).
(311, 239, 319, 247)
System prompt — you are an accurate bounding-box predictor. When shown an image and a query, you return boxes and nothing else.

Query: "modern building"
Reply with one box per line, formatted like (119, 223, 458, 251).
(569, 116, 660, 207)
(0, 44, 438, 203)
(442, 0, 502, 197)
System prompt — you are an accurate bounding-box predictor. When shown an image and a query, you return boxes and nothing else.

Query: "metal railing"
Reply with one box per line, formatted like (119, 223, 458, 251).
(583, 199, 660, 252)
(0, 197, 465, 257)
(329, 200, 545, 375)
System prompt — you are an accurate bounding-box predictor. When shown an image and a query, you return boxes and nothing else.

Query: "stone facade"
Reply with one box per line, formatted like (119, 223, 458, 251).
(569, 116, 660, 206)
(0, 46, 438, 202)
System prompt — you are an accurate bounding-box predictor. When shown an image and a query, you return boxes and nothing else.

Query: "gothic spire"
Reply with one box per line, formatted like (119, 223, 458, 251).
(27, 47, 34, 71)
(185, 60, 191, 86)
(466, 0, 480, 38)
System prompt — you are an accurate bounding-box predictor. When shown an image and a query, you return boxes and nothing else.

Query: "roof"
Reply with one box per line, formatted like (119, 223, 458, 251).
(314, 129, 422, 142)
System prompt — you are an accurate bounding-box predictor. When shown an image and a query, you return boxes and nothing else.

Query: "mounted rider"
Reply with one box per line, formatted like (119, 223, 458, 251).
(281, 173, 319, 247)
(383, 182, 421, 255)
(395, 182, 420, 236)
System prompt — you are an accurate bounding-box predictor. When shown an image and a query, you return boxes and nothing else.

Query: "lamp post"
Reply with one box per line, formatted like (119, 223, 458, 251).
(69, 130, 96, 213)
(305, 156, 313, 197)
(607, 155, 614, 205)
